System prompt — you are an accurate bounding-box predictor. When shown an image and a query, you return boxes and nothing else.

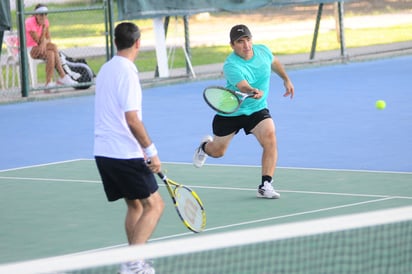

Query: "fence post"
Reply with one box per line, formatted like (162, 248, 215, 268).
(16, 0, 29, 97)
(310, 3, 323, 60)
(337, 1, 347, 60)
(107, 0, 115, 58)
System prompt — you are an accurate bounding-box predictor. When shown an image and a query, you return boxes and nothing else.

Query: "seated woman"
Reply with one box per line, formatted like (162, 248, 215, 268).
(25, 4, 77, 90)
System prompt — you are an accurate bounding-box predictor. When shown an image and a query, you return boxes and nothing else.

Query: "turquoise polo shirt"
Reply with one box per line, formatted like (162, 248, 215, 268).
(222, 44, 273, 116)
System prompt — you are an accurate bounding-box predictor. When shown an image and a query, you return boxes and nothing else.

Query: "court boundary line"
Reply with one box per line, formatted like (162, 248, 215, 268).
(158, 161, 412, 175)
(1, 158, 411, 175)
(0, 176, 100, 184)
(1, 175, 411, 200)
(0, 159, 90, 173)
(201, 197, 397, 232)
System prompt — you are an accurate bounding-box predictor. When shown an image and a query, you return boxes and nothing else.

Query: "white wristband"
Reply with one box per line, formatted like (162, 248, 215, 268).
(143, 143, 158, 158)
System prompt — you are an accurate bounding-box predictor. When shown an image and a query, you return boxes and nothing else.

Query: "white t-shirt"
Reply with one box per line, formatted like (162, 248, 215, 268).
(94, 55, 144, 159)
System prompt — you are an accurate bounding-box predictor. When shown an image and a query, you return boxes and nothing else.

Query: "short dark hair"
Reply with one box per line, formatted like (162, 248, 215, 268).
(34, 4, 46, 10)
(114, 22, 141, 51)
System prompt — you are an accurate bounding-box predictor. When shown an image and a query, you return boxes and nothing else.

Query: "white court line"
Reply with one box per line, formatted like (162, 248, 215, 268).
(158, 161, 412, 175)
(1, 158, 411, 174)
(1, 174, 412, 200)
(1, 176, 411, 200)
(0, 158, 91, 172)
(190, 185, 412, 200)
(202, 197, 397, 232)
(0, 176, 100, 184)
(278, 166, 412, 175)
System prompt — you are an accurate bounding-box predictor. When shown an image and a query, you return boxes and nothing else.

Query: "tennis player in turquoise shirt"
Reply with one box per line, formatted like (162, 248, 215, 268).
(223, 43, 273, 116)
(194, 24, 294, 199)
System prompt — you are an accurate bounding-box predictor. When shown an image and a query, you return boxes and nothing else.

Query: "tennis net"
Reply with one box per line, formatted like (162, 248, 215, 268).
(1, 206, 411, 274)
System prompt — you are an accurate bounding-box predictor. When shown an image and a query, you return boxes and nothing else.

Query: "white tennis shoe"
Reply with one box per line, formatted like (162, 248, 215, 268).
(257, 181, 280, 199)
(119, 260, 155, 274)
(57, 74, 78, 86)
(44, 82, 57, 93)
(193, 135, 213, 168)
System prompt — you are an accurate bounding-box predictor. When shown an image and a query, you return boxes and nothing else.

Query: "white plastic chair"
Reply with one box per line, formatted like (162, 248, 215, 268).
(3, 31, 20, 88)
(4, 31, 46, 88)
(27, 47, 45, 87)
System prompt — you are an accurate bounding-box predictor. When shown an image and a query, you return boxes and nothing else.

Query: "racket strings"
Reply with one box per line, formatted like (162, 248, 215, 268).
(204, 88, 241, 113)
(175, 187, 206, 232)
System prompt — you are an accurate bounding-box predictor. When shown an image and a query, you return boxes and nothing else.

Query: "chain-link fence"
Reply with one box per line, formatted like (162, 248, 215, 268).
(1, 1, 112, 100)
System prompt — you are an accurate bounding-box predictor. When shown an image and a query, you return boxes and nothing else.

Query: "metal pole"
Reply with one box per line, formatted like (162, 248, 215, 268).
(16, 0, 29, 97)
(107, 0, 115, 58)
(103, 0, 110, 61)
(0, 0, 11, 56)
(155, 16, 170, 78)
(0, 32, 4, 56)
(310, 3, 323, 60)
(183, 15, 192, 76)
(337, 1, 347, 60)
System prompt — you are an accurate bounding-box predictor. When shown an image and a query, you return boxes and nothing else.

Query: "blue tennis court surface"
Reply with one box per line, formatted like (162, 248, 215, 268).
(0, 55, 411, 264)
(0, 55, 411, 171)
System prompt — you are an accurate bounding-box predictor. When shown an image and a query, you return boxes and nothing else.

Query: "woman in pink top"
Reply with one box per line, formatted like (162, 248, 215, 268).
(25, 4, 77, 90)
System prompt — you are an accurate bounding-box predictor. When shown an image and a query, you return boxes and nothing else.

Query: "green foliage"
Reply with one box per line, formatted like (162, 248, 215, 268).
(265, 24, 412, 55)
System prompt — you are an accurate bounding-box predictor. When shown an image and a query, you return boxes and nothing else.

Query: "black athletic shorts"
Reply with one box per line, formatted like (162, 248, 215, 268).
(212, 108, 272, 136)
(95, 156, 159, 201)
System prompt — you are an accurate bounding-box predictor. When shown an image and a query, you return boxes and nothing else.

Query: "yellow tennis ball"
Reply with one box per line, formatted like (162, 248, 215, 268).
(375, 100, 386, 110)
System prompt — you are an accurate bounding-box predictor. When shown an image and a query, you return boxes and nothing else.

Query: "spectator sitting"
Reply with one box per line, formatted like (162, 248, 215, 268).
(25, 3, 77, 91)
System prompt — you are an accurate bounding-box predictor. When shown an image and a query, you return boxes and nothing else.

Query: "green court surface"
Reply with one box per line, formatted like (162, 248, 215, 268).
(0, 159, 411, 264)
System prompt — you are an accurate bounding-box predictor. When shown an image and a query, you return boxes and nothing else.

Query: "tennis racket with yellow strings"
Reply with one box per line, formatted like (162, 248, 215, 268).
(156, 171, 206, 233)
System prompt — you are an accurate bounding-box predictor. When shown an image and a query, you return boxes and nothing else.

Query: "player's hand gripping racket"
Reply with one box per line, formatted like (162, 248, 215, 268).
(203, 86, 256, 114)
(156, 171, 206, 233)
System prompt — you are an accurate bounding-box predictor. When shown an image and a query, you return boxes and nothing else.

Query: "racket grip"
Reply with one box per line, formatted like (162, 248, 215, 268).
(157, 172, 166, 181)
(249, 89, 259, 96)
(146, 159, 165, 179)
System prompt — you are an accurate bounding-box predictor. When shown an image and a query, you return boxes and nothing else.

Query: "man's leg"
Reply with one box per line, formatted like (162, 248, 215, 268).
(252, 118, 280, 198)
(124, 191, 164, 245)
(252, 118, 277, 176)
(193, 133, 235, 168)
(204, 133, 235, 158)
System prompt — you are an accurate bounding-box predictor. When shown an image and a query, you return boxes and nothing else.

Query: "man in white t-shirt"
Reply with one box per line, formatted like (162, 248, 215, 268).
(94, 22, 163, 274)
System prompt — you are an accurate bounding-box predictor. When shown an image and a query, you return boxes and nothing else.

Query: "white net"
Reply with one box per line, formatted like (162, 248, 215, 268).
(0, 206, 411, 274)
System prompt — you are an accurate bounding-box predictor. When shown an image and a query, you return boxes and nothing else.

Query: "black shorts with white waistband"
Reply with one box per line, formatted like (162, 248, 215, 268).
(95, 156, 159, 201)
(212, 108, 272, 136)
